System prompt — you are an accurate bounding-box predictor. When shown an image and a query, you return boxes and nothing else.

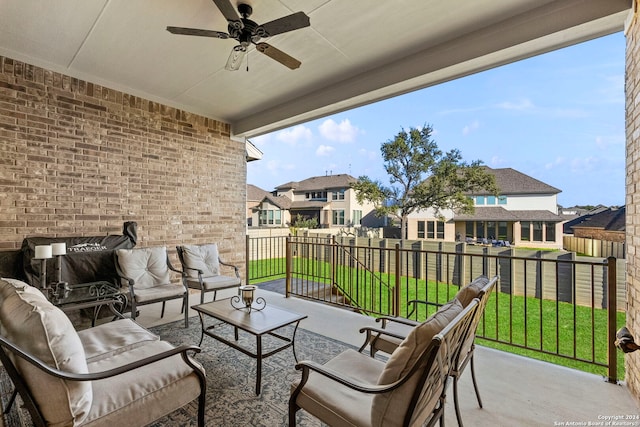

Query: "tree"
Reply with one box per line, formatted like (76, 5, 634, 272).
(351, 125, 499, 239)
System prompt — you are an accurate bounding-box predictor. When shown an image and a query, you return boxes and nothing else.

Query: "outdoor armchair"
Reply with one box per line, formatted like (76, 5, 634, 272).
(358, 274, 498, 427)
(289, 297, 480, 427)
(0, 278, 206, 427)
(176, 243, 241, 304)
(114, 246, 189, 328)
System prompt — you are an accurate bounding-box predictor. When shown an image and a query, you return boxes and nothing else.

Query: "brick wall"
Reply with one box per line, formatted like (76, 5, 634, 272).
(626, 1, 640, 403)
(0, 56, 246, 273)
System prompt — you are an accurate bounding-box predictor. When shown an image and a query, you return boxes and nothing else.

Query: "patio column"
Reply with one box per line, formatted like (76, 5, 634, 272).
(625, 0, 640, 403)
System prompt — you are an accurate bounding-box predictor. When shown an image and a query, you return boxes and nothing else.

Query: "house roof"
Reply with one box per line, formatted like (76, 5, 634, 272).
(0, 1, 629, 138)
(475, 167, 561, 195)
(275, 174, 357, 192)
(247, 184, 269, 201)
(453, 207, 564, 222)
(263, 194, 293, 210)
(571, 207, 626, 232)
(290, 201, 329, 210)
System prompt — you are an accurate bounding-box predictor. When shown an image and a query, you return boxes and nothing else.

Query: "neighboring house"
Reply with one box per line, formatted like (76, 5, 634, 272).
(406, 167, 565, 248)
(249, 174, 380, 229)
(570, 206, 625, 243)
(246, 184, 269, 227)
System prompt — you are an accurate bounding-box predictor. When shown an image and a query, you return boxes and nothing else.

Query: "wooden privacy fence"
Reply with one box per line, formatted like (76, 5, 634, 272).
(563, 235, 625, 259)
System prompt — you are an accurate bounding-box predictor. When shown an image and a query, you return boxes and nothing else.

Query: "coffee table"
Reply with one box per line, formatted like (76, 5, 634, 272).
(192, 299, 307, 395)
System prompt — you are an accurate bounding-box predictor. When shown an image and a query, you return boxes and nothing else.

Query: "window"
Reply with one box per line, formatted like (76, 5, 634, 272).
(533, 221, 543, 241)
(521, 222, 530, 241)
(545, 222, 556, 242)
(332, 189, 345, 200)
(465, 221, 474, 238)
(420, 220, 444, 239)
(333, 210, 345, 225)
(498, 196, 507, 205)
(487, 221, 496, 239)
(258, 210, 281, 225)
(352, 210, 362, 225)
(476, 196, 485, 205)
(476, 221, 485, 238)
(427, 221, 435, 239)
(498, 221, 508, 240)
(486, 195, 496, 205)
(307, 191, 327, 200)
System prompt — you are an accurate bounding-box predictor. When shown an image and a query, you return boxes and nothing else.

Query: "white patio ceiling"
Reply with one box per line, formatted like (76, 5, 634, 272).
(0, 0, 631, 138)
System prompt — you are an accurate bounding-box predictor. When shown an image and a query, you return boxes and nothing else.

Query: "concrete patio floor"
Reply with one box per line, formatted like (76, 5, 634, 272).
(133, 287, 640, 427)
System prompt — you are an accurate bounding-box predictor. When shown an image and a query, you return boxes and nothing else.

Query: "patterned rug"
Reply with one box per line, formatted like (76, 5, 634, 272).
(0, 319, 356, 427)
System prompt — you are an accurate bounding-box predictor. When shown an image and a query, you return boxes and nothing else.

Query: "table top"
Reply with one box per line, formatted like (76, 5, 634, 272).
(50, 280, 121, 306)
(193, 298, 307, 335)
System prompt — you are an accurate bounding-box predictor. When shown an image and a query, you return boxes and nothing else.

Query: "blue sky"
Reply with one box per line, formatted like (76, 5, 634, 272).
(247, 32, 625, 208)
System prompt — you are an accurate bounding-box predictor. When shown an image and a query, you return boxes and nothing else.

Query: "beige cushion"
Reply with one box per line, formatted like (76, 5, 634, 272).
(371, 321, 414, 355)
(83, 340, 204, 427)
(181, 244, 220, 279)
(372, 299, 463, 427)
(78, 319, 160, 363)
(292, 349, 384, 427)
(184, 274, 240, 290)
(0, 279, 92, 426)
(116, 247, 170, 289)
(455, 275, 489, 307)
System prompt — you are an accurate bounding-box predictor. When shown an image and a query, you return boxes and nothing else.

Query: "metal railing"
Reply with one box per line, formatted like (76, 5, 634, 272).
(246, 235, 625, 381)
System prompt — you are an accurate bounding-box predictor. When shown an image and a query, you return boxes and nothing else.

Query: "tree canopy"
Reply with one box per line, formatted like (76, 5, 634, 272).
(351, 125, 499, 239)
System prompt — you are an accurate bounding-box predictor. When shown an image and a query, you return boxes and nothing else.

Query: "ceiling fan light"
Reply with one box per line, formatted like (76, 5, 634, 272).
(225, 45, 247, 71)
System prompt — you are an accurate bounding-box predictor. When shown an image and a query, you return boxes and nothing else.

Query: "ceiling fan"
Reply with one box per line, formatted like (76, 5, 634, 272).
(167, 0, 310, 71)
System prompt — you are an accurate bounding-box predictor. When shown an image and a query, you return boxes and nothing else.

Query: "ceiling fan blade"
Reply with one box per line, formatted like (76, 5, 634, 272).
(260, 11, 310, 37)
(212, 0, 243, 29)
(225, 45, 247, 71)
(256, 43, 301, 70)
(166, 26, 229, 39)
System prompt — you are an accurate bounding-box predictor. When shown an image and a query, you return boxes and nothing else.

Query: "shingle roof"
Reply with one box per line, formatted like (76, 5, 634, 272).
(275, 174, 357, 191)
(472, 167, 561, 195)
(571, 207, 625, 232)
(247, 184, 269, 201)
(453, 207, 563, 222)
(290, 201, 329, 209)
(263, 194, 292, 210)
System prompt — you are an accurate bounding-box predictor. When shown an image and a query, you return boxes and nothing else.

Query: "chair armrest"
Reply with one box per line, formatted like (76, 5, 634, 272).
(294, 359, 401, 395)
(219, 258, 240, 279)
(166, 256, 184, 275)
(375, 316, 420, 328)
(0, 336, 203, 382)
(358, 326, 409, 341)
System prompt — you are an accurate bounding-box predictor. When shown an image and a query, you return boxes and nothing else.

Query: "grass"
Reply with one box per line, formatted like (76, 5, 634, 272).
(248, 257, 626, 380)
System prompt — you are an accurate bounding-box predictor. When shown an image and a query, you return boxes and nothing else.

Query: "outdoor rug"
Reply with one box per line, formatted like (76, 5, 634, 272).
(0, 319, 357, 427)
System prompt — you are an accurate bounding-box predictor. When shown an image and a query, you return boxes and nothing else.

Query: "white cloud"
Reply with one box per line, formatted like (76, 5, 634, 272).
(462, 120, 480, 136)
(316, 145, 335, 156)
(569, 156, 600, 173)
(276, 125, 312, 146)
(489, 156, 507, 167)
(250, 134, 270, 146)
(545, 157, 566, 170)
(318, 119, 360, 143)
(496, 98, 535, 111)
(358, 148, 378, 161)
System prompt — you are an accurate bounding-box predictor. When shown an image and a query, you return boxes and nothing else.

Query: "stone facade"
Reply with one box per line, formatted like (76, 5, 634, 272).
(626, 0, 640, 403)
(0, 56, 246, 273)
